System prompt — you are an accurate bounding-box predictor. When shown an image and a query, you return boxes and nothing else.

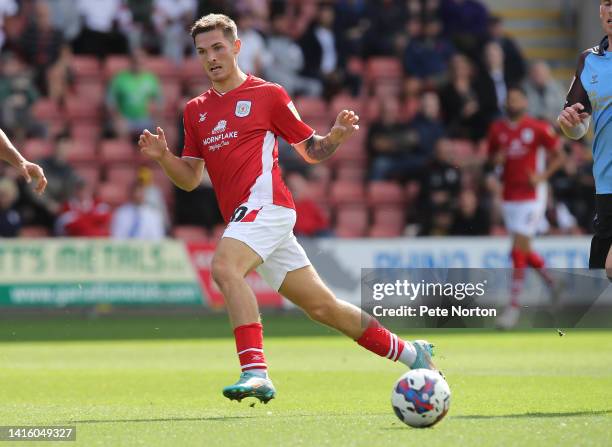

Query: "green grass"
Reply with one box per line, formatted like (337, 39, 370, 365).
(0, 316, 611, 446)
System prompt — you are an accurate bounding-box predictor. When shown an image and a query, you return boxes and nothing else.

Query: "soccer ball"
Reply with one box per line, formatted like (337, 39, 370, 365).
(391, 369, 451, 428)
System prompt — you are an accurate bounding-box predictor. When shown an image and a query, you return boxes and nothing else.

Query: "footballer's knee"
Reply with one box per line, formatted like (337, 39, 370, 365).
(211, 258, 240, 289)
(304, 297, 339, 325)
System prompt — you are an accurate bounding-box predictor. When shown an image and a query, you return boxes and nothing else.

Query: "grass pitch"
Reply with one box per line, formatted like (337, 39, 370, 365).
(0, 315, 611, 447)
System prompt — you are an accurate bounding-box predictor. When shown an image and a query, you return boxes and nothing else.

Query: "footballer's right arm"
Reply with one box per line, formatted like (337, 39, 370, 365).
(138, 127, 204, 191)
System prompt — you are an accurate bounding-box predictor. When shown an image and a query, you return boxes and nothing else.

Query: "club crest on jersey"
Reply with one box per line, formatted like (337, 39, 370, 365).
(235, 100, 251, 117)
(521, 128, 534, 144)
(212, 119, 227, 134)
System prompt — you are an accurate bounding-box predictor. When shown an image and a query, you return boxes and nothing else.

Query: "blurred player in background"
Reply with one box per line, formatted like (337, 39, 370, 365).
(138, 14, 437, 404)
(0, 128, 47, 195)
(558, 0, 612, 273)
(488, 87, 564, 328)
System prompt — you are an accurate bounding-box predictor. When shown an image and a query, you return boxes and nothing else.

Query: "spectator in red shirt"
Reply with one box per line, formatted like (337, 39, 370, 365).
(55, 179, 111, 237)
(286, 172, 331, 237)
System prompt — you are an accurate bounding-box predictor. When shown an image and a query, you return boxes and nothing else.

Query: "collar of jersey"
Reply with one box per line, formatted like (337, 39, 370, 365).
(211, 74, 251, 97)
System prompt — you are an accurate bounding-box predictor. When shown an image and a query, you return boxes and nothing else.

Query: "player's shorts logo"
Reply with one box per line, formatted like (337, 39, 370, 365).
(235, 100, 251, 117)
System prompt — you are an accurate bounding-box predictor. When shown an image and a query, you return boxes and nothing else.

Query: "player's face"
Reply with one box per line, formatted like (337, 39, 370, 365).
(602, 0, 612, 34)
(195, 29, 240, 83)
(506, 90, 528, 118)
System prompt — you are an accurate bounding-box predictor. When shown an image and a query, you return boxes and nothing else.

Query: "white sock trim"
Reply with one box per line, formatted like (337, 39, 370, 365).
(238, 348, 264, 355)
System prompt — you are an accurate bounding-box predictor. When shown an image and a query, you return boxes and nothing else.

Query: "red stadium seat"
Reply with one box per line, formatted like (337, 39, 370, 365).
(365, 57, 403, 82)
(19, 226, 51, 238)
(182, 57, 207, 84)
(65, 96, 101, 123)
(334, 205, 368, 238)
(368, 223, 403, 238)
(372, 206, 405, 229)
(97, 182, 129, 208)
(31, 99, 61, 122)
(144, 56, 180, 81)
(329, 138, 367, 168)
(330, 94, 364, 118)
(104, 55, 130, 80)
(106, 166, 137, 186)
(162, 81, 182, 118)
(100, 139, 136, 165)
(74, 165, 101, 188)
(22, 139, 52, 161)
(330, 180, 365, 206)
(71, 123, 101, 142)
(367, 181, 404, 207)
(64, 139, 97, 164)
(173, 225, 208, 242)
(71, 56, 101, 80)
(74, 80, 105, 106)
(294, 97, 328, 121)
(335, 165, 365, 182)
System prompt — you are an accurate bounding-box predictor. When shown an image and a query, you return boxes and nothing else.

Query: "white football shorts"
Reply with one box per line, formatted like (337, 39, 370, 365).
(222, 202, 311, 290)
(502, 197, 546, 237)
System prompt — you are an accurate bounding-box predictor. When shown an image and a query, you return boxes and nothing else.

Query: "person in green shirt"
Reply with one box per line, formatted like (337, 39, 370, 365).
(106, 48, 163, 138)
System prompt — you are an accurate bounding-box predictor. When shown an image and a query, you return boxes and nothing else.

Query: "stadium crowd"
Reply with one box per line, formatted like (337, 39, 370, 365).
(0, 0, 595, 240)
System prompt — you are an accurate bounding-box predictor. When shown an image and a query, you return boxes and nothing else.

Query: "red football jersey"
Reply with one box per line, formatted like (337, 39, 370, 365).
(487, 116, 559, 201)
(182, 75, 315, 222)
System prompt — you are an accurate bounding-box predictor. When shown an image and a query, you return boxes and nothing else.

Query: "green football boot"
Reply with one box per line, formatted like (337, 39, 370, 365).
(409, 340, 437, 370)
(222, 371, 276, 404)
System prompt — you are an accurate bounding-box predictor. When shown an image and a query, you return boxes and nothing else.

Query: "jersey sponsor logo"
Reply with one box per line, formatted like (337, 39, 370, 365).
(591, 74, 599, 85)
(199, 113, 207, 123)
(235, 100, 252, 117)
(212, 119, 227, 134)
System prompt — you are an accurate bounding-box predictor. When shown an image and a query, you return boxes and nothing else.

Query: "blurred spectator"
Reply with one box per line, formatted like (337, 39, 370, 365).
(18, 0, 65, 94)
(73, 0, 132, 57)
(286, 172, 331, 237)
(26, 134, 81, 228)
(111, 181, 165, 240)
(540, 189, 581, 235)
(363, 0, 406, 57)
(174, 172, 223, 231)
(264, 14, 322, 97)
(0, 177, 21, 237)
(152, 0, 197, 63)
(46, 0, 81, 42)
(488, 15, 526, 84)
(299, 3, 361, 97)
(137, 166, 170, 230)
(410, 90, 445, 157)
(0, 52, 43, 140)
(403, 19, 455, 87)
(46, 43, 75, 104)
(55, 179, 111, 237)
(440, 0, 490, 59)
(106, 48, 162, 139)
(333, 0, 368, 58)
(0, 0, 17, 50)
(419, 137, 461, 208)
(524, 60, 565, 124)
(237, 11, 269, 77)
(440, 54, 495, 141)
(367, 97, 420, 180)
(480, 40, 519, 114)
(234, 0, 269, 31)
(450, 188, 490, 235)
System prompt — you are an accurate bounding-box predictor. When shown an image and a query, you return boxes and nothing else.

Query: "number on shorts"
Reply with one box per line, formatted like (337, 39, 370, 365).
(230, 206, 248, 222)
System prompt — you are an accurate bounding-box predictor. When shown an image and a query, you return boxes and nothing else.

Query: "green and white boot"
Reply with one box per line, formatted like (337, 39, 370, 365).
(222, 371, 276, 404)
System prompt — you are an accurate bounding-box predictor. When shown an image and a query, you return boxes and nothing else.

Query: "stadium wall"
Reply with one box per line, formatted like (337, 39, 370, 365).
(0, 237, 591, 308)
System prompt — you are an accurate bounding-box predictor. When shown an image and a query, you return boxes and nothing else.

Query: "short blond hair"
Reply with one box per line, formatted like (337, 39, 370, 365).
(190, 14, 238, 42)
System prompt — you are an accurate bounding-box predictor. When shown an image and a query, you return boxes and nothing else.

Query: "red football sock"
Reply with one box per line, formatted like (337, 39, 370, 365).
(234, 322, 267, 372)
(527, 251, 554, 287)
(510, 249, 528, 308)
(356, 318, 404, 361)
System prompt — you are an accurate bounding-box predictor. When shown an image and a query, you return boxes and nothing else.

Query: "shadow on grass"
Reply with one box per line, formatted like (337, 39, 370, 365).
(70, 415, 257, 424)
(453, 409, 612, 420)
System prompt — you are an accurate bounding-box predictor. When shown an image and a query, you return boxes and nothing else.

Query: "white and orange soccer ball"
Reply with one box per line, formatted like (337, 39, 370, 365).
(391, 369, 451, 428)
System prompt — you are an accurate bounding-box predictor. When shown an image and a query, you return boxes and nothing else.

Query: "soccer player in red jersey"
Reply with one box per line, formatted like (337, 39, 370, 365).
(138, 14, 438, 403)
(0, 128, 47, 194)
(487, 87, 564, 328)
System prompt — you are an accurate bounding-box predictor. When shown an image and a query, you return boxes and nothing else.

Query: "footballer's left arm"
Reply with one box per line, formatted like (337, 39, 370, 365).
(294, 110, 360, 164)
